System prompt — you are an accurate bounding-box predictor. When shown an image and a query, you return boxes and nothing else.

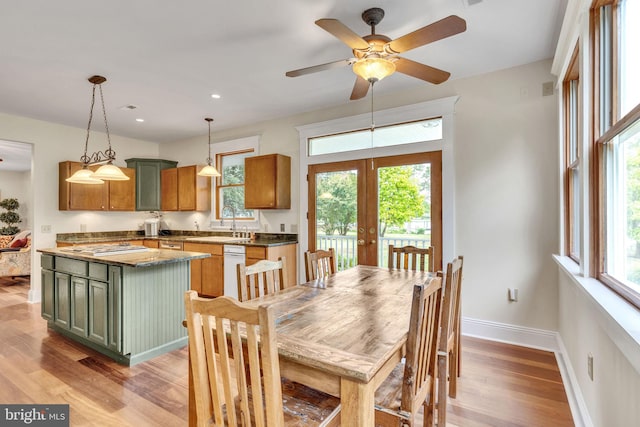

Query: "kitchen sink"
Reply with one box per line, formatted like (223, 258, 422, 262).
(184, 236, 251, 243)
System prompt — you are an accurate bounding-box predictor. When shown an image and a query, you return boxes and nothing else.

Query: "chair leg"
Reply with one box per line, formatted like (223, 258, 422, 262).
(437, 354, 447, 427)
(448, 348, 458, 399)
(423, 373, 436, 427)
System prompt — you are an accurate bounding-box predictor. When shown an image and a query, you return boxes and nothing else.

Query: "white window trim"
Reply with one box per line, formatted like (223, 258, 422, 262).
(296, 96, 459, 280)
(209, 135, 260, 230)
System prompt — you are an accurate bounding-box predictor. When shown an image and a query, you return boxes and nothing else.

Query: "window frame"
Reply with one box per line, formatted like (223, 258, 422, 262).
(214, 148, 255, 221)
(563, 45, 581, 262)
(592, 0, 640, 308)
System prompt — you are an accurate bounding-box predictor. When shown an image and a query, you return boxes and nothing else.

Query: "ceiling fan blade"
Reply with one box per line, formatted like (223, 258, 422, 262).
(316, 19, 370, 50)
(386, 15, 466, 53)
(286, 59, 353, 77)
(350, 76, 370, 100)
(394, 57, 451, 84)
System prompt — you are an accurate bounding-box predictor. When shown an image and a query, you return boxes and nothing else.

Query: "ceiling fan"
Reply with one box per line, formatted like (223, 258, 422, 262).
(285, 8, 466, 100)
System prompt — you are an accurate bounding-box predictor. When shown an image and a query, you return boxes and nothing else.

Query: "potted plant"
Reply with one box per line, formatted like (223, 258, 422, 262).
(0, 198, 21, 235)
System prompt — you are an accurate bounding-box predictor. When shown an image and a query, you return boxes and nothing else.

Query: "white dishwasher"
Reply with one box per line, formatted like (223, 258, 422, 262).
(223, 245, 246, 300)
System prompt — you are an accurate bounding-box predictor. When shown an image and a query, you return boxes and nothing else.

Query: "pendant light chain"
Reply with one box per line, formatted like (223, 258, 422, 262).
(207, 118, 213, 165)
(98, 83, 114, 159)
(80, 84, 98, 165)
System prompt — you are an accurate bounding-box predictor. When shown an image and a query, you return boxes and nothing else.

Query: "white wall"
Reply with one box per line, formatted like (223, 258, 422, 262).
(0, 112, 160, 301)
(0, 170, 31, 230)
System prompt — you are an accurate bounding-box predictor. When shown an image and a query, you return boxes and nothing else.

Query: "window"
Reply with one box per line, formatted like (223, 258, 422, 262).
(593, 0, 640, 307)
(215, 150, 254, 220)
(564, 46, 580, 261)
(308, 118, 442, 156)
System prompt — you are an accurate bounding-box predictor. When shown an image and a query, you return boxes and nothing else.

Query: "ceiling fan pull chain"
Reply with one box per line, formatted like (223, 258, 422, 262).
(370, 80, 375, 170)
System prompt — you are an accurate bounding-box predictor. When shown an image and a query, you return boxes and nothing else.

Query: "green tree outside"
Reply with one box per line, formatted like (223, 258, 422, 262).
(316, 171, 357, 235)
(378, 166, 426, 237)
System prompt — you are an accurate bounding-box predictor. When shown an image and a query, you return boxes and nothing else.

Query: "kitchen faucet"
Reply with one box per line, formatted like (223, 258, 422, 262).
(221, 205, 237, 236)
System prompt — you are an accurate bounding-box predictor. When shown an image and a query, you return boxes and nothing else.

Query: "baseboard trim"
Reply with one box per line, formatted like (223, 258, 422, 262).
(461, 316, 559, 351)
(461, 317, 592, 427)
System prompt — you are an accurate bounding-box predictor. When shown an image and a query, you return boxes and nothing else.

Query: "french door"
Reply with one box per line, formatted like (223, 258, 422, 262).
(308, 152, 442, 270)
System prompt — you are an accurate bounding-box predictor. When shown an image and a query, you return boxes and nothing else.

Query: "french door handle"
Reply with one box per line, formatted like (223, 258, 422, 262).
(357, 239, 365, 246)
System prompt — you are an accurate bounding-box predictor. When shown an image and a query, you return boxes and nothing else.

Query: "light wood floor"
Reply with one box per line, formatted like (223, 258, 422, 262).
(0, 277, 574, 426)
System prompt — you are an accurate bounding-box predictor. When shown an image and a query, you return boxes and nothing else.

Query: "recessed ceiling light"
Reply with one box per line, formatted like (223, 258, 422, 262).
(135, 118, 144, 122)
(211, 94, 221, 99)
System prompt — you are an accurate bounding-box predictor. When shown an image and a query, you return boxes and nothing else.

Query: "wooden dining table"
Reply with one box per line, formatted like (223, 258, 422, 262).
(187, 265, 431, 426)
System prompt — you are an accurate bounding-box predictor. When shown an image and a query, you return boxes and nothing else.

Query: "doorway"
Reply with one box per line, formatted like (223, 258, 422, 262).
(308, 152, 442, 270)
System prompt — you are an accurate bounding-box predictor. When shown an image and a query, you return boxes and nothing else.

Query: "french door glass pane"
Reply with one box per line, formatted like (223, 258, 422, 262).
(315, 170, 358, 270)
(377, 164, 431, 266)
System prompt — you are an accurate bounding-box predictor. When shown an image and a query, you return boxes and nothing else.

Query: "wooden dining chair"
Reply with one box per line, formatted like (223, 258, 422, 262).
(388, 245, 435, 272)
(304, 248, 337, 281)
(437, 255, 464, 427)
(237, 257, 288, 302)
(374, 276, 443, 427)
(184, 290, 341, 426)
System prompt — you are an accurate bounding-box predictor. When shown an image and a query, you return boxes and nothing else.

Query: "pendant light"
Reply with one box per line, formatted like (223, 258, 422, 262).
(197, 117, 221, 177)
(66, 75, 130, 184)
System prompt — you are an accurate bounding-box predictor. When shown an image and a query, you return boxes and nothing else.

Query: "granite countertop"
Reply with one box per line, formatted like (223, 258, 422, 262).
(56, 230, 298, 247)
(38, 246, 211, 268)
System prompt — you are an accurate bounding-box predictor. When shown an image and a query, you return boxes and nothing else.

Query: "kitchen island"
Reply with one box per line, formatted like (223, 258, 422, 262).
(38, 245, 210, 365)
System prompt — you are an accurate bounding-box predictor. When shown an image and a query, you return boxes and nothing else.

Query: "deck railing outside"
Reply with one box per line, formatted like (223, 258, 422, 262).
(315, 235, 430, 270)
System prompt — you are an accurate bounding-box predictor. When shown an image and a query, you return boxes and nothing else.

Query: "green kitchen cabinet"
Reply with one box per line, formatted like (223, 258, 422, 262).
(39, 251, 192, 366)
(41, 268, 54, 321)
(125, 158, 177, 211)
(69, 276, 88, 337)
(53, 272, 71, 329)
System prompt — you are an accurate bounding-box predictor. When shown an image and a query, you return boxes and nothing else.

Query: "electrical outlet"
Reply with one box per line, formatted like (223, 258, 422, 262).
(80, 224, 87, 232)
(41, 225, 51, 233)
(587, 353, 594, 381)
(280, 223, 285, 232)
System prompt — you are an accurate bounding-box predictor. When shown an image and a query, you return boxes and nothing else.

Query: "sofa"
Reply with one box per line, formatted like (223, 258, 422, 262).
(0, 230, 31, 278)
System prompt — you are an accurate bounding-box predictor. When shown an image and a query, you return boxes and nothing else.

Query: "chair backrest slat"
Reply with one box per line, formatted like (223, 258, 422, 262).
(401, 276, 443, 413)
(185, 291, 285, 426)
(439, 256, 464, 352)
(388, 245, 435, 272)
(304, 248, 337, 281)
(237, 257, 288, 302)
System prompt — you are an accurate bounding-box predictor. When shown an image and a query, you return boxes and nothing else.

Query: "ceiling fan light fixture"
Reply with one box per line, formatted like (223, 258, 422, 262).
(197, 117, 221, 177)
(352, 57, 396, 83)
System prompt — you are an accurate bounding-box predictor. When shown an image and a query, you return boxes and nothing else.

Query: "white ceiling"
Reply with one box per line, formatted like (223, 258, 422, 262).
(0, 0, 567, 171)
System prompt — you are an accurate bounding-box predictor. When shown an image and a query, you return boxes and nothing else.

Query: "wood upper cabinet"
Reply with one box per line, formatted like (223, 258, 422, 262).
(125, 158, 177, 211)
(107, 168, 136, 210)
(183, 242, 223, 297)
(59, 161, 135, 211)
(161, 165, 211, 211)
(244, 154, 291, 209)
(160, 168, 178, 211)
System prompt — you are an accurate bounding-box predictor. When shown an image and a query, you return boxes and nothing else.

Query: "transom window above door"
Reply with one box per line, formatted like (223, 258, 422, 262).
(308, 117, 442, 156)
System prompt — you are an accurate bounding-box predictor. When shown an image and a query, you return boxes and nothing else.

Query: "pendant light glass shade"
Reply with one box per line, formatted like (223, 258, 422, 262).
(65, 167, 104, 184)
(92, 163, 130, 180)
(197, 117, 221, 177)
(198, 164, 221, 177)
